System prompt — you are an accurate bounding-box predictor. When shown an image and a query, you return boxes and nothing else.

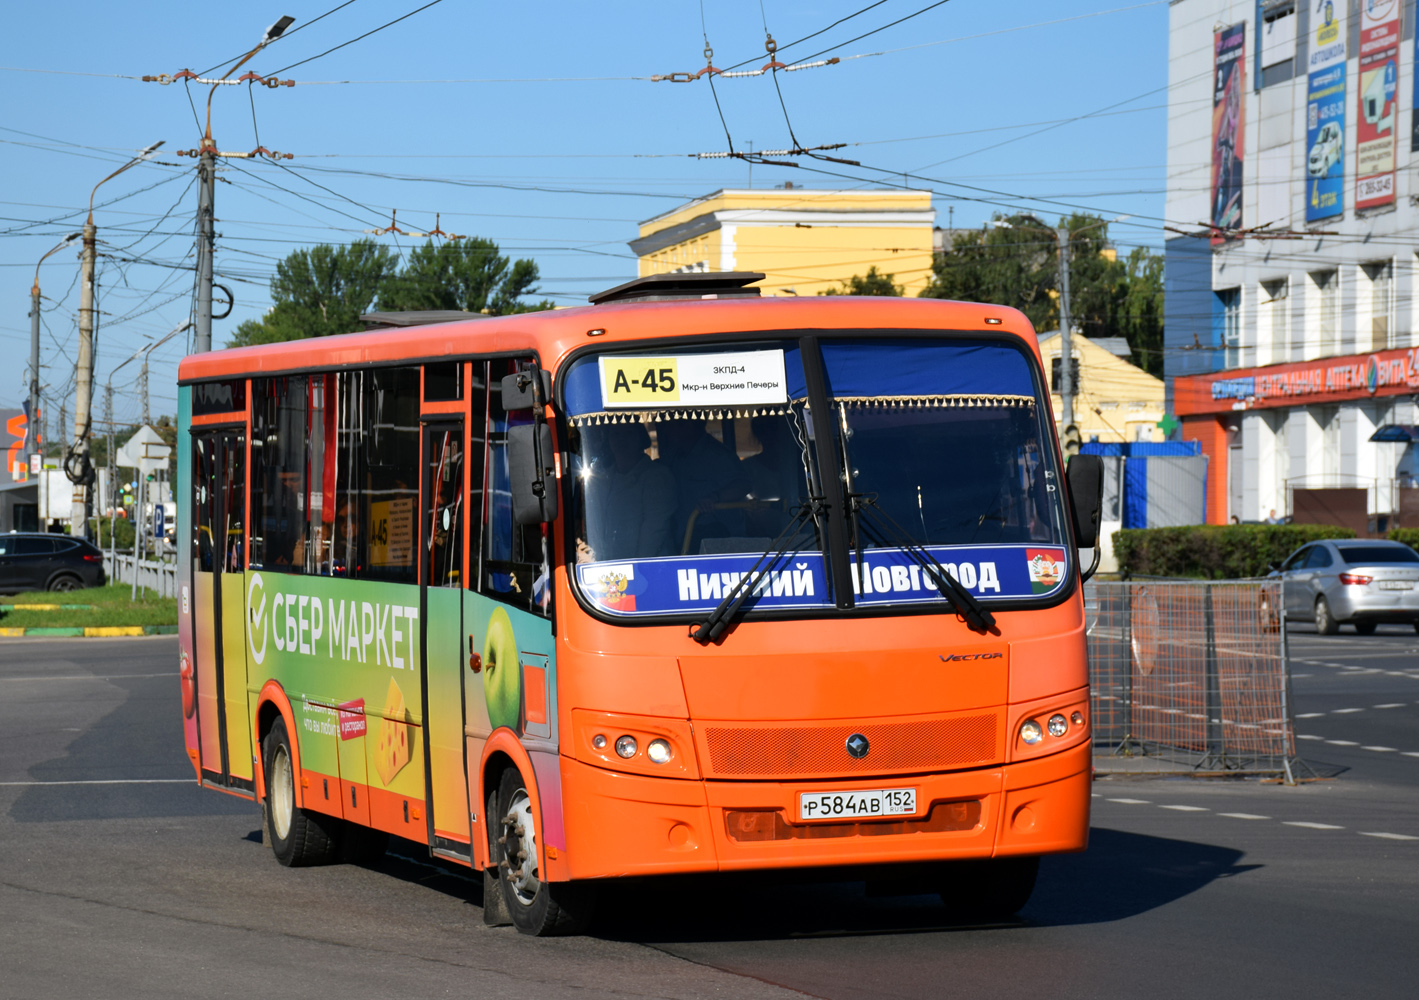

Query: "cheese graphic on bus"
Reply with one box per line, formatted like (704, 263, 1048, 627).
(375, 678, 410, 786)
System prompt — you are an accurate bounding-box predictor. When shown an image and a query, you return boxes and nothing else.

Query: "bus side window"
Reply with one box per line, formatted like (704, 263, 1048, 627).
(476, 358, 551, 617)
(250, 376, 309, 573)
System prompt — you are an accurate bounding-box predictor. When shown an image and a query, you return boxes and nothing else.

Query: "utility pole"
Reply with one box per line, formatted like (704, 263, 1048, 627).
(1056, 225, 1077, 452)
(66, 142, 165, 539)
(194, 147, 215, 353)
(69, 221, 98, 538)
(184, 14, 295, 353)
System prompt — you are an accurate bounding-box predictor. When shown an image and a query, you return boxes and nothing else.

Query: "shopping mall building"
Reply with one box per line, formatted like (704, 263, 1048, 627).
(1165, 0, 1419, 531)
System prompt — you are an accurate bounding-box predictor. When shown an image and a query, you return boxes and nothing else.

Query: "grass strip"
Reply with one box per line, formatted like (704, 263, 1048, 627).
(0, 583, 177, 629)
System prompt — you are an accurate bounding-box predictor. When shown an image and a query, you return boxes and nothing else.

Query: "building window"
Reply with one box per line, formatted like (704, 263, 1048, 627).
(1364, 260, 1393, 352)
(1311, 269, 1338, 358)
(1261, 278, 1288, 365)
(1259, 1, 1296, 86)
(1217, 287, 1242, 368)
(1050, 354, 1080, 393)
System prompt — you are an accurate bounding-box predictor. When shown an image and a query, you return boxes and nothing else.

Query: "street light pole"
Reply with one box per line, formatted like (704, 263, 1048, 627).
(27, 233, 81, 464)
(67, 141, 165, 540)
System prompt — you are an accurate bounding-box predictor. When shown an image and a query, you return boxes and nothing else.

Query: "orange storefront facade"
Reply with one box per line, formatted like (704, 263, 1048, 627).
(1174, 348, 1419, 524)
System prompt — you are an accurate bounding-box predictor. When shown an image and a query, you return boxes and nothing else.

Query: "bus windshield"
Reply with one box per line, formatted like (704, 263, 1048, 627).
(563, 335, 1068, 619)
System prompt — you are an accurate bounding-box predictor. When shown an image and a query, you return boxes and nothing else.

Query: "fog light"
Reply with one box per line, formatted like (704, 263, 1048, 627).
(1020, 719, 1043, 744)
(1048, 714, 1068, 737)
(1071, 711, 1085, 727)
(615, 735, 638, 758)
(646, 739, 672, 764)
(591, 734, 607, 750)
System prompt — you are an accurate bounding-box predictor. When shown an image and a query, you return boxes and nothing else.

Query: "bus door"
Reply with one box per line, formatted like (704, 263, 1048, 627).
(421, 418, 472, 859)
(191, 428, 252, 793)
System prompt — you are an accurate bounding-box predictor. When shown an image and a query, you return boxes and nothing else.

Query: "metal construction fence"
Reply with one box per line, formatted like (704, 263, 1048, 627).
(1085, 579, 1301, 781)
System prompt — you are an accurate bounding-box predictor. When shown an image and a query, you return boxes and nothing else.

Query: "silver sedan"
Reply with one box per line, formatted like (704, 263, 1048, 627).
(1273, 539, 1419, 635)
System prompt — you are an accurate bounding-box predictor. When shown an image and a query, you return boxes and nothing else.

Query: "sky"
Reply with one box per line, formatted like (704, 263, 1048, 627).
(0, 0, 1170, 427)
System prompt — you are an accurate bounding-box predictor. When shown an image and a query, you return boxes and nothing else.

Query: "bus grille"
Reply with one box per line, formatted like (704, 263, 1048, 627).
(702, 713, 999, 778)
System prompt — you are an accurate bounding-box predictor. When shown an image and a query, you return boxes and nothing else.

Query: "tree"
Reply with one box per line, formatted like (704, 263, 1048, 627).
(378, 238, 554, 315)
(920, 213, 1165, 377)
(821, 266, 904, 296)
(230, 239, 399, 346)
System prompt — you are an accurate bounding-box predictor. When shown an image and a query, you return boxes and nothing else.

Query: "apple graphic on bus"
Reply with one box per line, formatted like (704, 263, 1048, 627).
(179, 649, 195, 719)
(483, 606, 522, 734)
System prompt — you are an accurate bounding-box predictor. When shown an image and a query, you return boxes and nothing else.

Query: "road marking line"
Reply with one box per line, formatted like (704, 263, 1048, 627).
(0, 673, 178, 683)
(1374, 703, 1407, 709)
(1360, 832, 1419, 841)
(1160, 805, 1209, 812)
(1361, 746, 1398, 752)
(1296, 712, 1325, 718)
(1326, 740, 1360, 746)
(1284, 821, 1344, 830)
(1332, 708, 1364, 714)
(1106, 798, 1151, 804)
(1218, 813, 1270, 820)
(0, 779, 192, 787)
(1297, 734, 1325, 740)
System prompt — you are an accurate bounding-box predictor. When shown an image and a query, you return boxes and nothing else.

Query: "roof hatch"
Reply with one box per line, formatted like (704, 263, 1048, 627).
(588, 271, 765, 305)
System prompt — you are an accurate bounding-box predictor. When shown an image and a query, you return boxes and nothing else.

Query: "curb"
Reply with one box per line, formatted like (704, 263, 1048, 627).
(0, 604, 98, 611)
(0, 625, 179, 637)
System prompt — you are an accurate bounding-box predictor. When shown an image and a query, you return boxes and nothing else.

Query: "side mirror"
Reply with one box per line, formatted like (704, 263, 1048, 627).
(508, 422, 557, 524)
(1066, 454, 1104, 549)
(500, 370, 552, 411)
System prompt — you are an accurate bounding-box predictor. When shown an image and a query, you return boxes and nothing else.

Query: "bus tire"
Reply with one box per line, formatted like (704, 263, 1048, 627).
(937, 856, 1039, 921)
(262, 715, 339, 867)
(495, 767, 594, 936)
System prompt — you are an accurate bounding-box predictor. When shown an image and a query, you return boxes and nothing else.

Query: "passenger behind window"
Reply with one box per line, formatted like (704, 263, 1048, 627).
(583, 422, 677, 562)
(657, 417, 750, 553)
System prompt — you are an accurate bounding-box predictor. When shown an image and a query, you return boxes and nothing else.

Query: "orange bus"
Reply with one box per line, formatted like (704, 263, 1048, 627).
(177, 272, 1103, 935)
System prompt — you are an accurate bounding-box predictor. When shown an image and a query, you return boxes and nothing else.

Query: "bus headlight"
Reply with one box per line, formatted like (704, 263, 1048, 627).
(646, 739, 672, 764)
(1020, 719, 1044, 744)
(614, 735, 638, 759)
(1048, 714, 1068, 738)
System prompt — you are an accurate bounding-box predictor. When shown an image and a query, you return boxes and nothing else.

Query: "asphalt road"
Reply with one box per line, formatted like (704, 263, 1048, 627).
(1, 630, 1415, 999)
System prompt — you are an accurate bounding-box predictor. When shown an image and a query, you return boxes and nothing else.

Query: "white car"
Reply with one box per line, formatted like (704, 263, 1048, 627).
(1308, 122, 1342, 177)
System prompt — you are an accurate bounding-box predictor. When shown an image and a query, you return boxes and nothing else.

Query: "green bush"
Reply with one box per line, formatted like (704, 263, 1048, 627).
(1113, 524, 1356, 579)
(1387, 528, 1419, 551)
(96, 516, 136, 550)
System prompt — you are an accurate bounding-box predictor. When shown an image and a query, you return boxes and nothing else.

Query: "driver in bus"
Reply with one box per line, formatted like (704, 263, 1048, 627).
(582, 421, 677, 562)
(656, 416, 749, 553)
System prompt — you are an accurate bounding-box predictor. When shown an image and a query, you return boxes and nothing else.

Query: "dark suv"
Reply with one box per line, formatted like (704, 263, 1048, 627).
(0, 533, 106, 593)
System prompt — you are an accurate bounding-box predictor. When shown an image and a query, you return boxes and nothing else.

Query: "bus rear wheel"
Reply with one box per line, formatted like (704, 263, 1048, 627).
(937, 856, 1039, 921)
(262, 715, 339, 867)
(495, 767, 594, 936)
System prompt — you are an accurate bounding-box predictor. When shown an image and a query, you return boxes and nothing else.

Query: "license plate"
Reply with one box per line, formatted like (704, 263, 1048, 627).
(798, 787, 917, 822)
(1380, 581, 1414, 591)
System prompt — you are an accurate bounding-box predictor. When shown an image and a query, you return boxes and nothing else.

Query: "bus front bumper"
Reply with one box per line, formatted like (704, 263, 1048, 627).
(556, 740, 1090, 881)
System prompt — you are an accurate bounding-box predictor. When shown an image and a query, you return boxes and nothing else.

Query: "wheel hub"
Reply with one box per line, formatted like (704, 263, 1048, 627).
(501, 789, 539, 905)
(271, 745, 294, 840)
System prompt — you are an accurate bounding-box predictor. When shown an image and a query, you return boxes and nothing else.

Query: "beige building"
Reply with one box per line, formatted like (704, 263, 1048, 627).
(630, 187, 936, 297)
(1037, 331, 1164, 444)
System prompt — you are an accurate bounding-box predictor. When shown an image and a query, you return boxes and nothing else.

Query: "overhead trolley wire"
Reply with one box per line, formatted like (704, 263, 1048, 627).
(266, 0, 447, 76)
(198, 0, 365, 77)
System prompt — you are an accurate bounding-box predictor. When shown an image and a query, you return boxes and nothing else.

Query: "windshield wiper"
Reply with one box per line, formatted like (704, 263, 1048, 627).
(854, 496, 997, 634)
(689, 501, 821, 646)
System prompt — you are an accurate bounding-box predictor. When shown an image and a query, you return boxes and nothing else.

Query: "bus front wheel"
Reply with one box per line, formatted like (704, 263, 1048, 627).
(937, 856, 1039, 921)
(262, 716, 340, 867)
(494, 767, 594, 935)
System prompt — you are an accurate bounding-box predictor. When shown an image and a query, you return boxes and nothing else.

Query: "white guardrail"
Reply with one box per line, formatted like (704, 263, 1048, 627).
(104, 554, 178, 598)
